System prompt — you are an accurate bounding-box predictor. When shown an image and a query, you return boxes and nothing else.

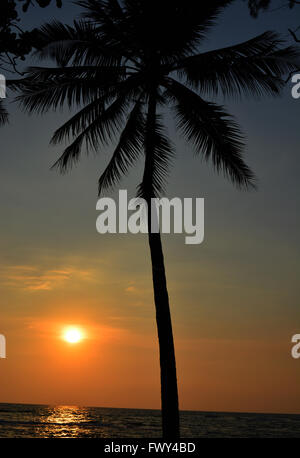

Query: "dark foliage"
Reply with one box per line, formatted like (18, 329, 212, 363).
(0, 0, 62, 125)
(247, 0, 297, 17)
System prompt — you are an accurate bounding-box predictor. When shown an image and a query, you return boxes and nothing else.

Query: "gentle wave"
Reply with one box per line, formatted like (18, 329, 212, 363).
(1, 403, 300, 438)
(0, 419, 110, 427)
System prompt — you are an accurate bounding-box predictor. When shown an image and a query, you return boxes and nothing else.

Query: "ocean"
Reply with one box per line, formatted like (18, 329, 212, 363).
(0, 403, 299, 438)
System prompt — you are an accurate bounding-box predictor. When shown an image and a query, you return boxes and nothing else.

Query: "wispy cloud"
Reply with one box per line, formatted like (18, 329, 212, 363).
(125, 285, 137, 293)
(0, 264, 94, 291)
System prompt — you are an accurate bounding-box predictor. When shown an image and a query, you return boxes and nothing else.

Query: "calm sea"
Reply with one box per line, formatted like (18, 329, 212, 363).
(0, 403, 299, 438)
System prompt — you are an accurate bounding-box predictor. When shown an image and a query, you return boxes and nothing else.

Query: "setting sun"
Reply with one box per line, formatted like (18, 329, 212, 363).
(63, 327, 84, 344)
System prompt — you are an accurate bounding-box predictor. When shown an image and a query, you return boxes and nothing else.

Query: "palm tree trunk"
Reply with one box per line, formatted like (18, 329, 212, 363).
(148, 230, 180, 438)
(143, 86, 180, 438)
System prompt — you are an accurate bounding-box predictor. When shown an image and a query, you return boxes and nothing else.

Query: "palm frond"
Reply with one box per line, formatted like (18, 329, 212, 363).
(175, 31, 300, 98)
(98, 99, 145, 195)
(123, 0, 234, 61)
(49, 73, 144, 145)
(78, 0, 233, 64)
(164, 78, 255, 189)
(77, 0, 141, 63)
(138, 117, 174, 198)
(14, 65, 126, 114)
(51, 98, 104, 145)
(35, 20, 123, 67)
(51, 94, 130, 172)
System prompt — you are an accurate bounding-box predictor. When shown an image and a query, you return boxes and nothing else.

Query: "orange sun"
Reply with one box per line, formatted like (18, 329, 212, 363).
(63, 327, 84, 344)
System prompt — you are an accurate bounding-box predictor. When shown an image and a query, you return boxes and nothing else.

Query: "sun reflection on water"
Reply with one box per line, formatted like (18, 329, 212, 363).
(38, 406, 91, 438)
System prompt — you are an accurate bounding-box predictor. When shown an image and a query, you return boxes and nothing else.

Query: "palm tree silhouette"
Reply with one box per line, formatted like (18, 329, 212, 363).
(14, 0, 299, 438)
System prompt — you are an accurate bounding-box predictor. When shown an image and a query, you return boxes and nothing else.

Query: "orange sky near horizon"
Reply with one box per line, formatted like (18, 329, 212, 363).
(1, 235, 299, 414)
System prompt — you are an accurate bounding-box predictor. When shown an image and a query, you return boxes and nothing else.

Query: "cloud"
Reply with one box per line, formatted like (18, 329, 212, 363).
(125, 285, 137, 293)
(0, 264, 95, 292)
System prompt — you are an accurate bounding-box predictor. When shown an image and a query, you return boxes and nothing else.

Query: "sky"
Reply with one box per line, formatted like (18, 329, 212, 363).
(0, 0, 299, 413)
